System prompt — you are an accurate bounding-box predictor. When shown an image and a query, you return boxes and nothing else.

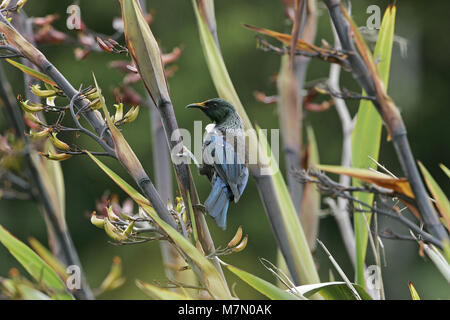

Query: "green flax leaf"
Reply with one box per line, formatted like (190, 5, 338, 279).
(0, 225, 73, 300)
(136, 280, 192, 300)
(291, 281, 372, 300)
(6, 58, 57, 87)
(418, 162, 450, 231)
(351, 5, 396, 287)
(225, 264, 302, 300)
(408, 282, 421, 300)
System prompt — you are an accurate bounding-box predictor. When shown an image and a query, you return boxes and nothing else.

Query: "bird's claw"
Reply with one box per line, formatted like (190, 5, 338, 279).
(193, 203, 207, 215)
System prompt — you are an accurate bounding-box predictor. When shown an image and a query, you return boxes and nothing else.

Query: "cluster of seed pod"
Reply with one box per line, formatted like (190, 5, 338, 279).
(90, 196, 191, 244)
(91, 203, 162, 244)
(96, 37, 128, 54)
(80, 86, 140, 123)
(167, 196, 189, 230)
(90, 192, 249, 254)
(91, 205, 139, 242)
(80, 85, 102, 110)
(226, 226, 248, 253)
(19, 80, 140, 161)
(18, 83, 70, 160)
(203, 226, 248, 257)
(111, 102, 140, 125)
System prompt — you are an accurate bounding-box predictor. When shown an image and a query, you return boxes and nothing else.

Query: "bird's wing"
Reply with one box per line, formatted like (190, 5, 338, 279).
(206, 134, 248, 202)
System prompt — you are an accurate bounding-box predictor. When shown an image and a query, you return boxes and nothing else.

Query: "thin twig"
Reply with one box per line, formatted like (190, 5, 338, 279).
(351, 201, 442, 248)
(68, 92, 115, 157)
(317, 239, 361, 300)
(326, 24, 356, 268)
(362, 211, 384, 300)
(378, 229, 417, 242)
(63, 150, 113, 157)
(368, 156, 397, 179)
(256, 36, 350, 69)
(297, 170, 442, 248)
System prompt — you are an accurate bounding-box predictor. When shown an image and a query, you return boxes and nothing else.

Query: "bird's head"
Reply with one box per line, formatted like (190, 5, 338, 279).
(186, 98, 236, 124)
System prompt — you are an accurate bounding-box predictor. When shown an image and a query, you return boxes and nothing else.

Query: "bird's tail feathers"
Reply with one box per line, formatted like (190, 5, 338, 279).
(234, 167, 249, 203)
(205, 178, 230, 230)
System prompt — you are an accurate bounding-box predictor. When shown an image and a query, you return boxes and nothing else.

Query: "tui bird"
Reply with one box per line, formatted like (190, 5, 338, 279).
(186, 98, 249, 229)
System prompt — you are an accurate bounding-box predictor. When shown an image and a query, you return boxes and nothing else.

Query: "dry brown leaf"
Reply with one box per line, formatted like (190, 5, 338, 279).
(244, 24, 347, 66)
(316, 165, 414, 198)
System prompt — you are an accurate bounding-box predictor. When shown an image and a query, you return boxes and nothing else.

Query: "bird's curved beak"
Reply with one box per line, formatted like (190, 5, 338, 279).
(186, 101, 207, 109)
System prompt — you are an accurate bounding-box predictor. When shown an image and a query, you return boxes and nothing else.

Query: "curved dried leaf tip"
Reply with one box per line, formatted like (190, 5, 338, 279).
(244, 24, 348, 67)
(408, 282, 421, 300)
(119, 0, 170, 106)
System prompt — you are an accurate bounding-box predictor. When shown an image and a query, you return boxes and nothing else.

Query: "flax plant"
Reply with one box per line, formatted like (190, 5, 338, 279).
(0, 0, 447, 302)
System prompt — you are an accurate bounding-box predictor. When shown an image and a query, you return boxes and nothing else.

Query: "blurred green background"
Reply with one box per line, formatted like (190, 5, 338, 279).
(0, 0, 449, 299)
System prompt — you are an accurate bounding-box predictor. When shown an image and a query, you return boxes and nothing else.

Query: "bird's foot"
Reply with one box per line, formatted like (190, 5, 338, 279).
(193, 203, 207, 215)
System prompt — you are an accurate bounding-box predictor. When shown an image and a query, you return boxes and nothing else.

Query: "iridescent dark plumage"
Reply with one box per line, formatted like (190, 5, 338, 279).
(186, 98, 249, 229)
